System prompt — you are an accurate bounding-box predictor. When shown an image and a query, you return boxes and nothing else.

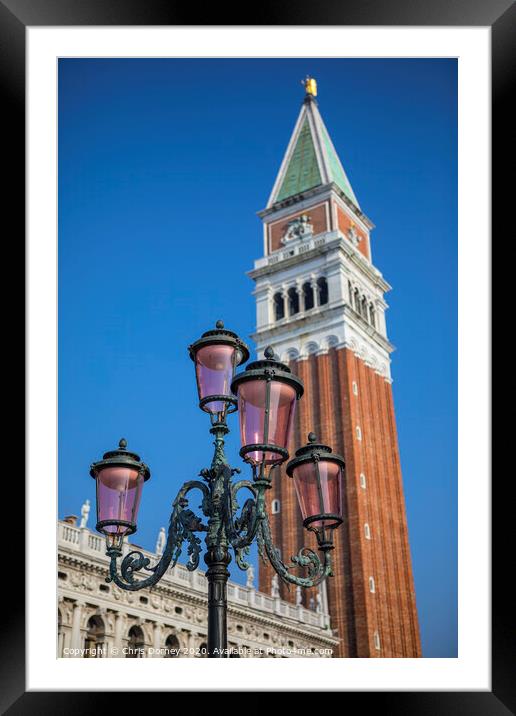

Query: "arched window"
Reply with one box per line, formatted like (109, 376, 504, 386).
(126, 625, 145, 658)
(303, 282, 314, 311)
(361, 296, 368, 320)
(369, 304, 376, 328)
(317, 277, 328, 306)
(84, 615, 105, 657)
(271, 499, 280, 515)
(364, 523, 371, 540)
(359, 473, 367, 489)
(369, 576, 375, 593)
(374, 630, 381, 651)
(356, 425, 362, 441)
(273, 293, 285, 321)
(288, 287, 300, 315)
(165, 634, 180, 657)
(352, 381, 358, 396)
(354, 288, 360, 312)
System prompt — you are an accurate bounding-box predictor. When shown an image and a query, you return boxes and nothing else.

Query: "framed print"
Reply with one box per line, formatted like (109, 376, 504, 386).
(3, 0, 511, 710)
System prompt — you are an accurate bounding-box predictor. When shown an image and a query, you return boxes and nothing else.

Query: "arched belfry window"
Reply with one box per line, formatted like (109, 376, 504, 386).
(348, 281, 354, 307)
(317, 277, 328, 306)
(84, 615, 106, 657)
(303, 282, 314, 311)
(361, 296, 368, 320)
(288, 287, 300, 316)
(271, 499, 281, 515)
(126, 625, 145, 658)
(354, 288, 360, 312)
(369, 304, 376, 328)
(273, 293, 285, 321)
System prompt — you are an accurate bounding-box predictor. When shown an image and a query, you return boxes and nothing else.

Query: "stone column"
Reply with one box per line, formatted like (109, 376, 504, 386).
(282, 289, 290, 319)
(152, 622, 162, 657)
(57, 622, 64, 657)
(113, 612, 125, 657)
(312, 278, 320, 308)
(296, 285, 302, 315)
(186, 631, 196, 657)
(256, 286, 272, 329)
(299, 281, 306, 312)
(377, 305, 387, 336)
(70, 601, 84, 656)
(325, 266, 340, 307)
(79, 527, 89, 552)
(57, 598, 64, 657)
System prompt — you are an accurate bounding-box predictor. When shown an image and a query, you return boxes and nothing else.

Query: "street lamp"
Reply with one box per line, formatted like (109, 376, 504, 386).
(90, 321, 345, 658)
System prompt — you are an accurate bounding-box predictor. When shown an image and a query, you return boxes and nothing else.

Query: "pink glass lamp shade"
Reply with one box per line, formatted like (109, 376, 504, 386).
(286, 433, 344, 530)
(90, 438, 150, 549)
(231, 346, 304, 471)
(189, 321, 249, 416)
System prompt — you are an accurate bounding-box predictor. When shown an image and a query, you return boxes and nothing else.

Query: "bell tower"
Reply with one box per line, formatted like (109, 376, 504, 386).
(251, 78, 421, 657)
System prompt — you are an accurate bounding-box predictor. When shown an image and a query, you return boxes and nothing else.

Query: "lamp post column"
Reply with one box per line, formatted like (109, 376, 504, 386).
(205, 545, 231, 658)
(204, 420, 231, 658)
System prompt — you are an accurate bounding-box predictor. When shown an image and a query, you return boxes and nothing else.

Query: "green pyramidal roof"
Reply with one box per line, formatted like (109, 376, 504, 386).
(269, 97, 359, 209)
(321, 124, 357, 204)
(276, 117, 322, 201)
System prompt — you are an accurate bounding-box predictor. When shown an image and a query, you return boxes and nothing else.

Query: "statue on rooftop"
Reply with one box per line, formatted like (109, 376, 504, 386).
(79, 499, 90, 529)
(271, 574, 280, 598)
(246, 564, 255, 589)
(155, 526, 166, 555)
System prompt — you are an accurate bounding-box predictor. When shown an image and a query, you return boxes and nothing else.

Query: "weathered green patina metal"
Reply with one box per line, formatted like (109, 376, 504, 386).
(273, 93, 360, 209)
(321, 124, 360, 207)
(96, 330, 342, 659)
(276, 117, 322, 201)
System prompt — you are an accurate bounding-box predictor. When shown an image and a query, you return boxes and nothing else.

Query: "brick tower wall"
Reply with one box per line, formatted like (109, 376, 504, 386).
(258, 347, 421, 658)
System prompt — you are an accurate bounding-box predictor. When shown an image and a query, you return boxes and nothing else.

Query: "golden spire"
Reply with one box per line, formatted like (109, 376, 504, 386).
(302, 75, 317, 97)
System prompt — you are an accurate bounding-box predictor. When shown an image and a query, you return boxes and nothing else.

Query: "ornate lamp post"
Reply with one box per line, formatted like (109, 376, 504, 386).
(89, 321, 345, 657)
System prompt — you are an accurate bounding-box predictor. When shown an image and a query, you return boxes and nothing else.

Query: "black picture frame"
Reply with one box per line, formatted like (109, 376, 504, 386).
(4, 0, 510, 710)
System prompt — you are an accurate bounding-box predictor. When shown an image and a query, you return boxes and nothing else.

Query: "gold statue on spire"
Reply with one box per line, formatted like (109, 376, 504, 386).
(302, 76, 317, 97)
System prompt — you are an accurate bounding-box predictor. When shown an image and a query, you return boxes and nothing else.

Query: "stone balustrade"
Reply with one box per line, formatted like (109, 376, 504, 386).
(58, 521, 330, 630)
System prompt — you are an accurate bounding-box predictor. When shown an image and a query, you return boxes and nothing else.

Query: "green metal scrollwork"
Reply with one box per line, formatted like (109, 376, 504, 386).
(258, 509, 333, 589)
(106, 479, 210, 591)
(106, 416, 334, 592)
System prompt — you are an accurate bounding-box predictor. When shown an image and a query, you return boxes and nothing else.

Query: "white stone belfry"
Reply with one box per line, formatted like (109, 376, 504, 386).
(249, 89, 394, 381)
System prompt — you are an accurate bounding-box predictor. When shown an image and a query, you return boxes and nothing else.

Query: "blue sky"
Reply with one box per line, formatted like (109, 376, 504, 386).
(58, 58, 457, 658)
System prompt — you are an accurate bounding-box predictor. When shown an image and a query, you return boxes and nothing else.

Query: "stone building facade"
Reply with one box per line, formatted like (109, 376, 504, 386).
(57, 515, 338, 658)
(253, 82, 421, 657)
